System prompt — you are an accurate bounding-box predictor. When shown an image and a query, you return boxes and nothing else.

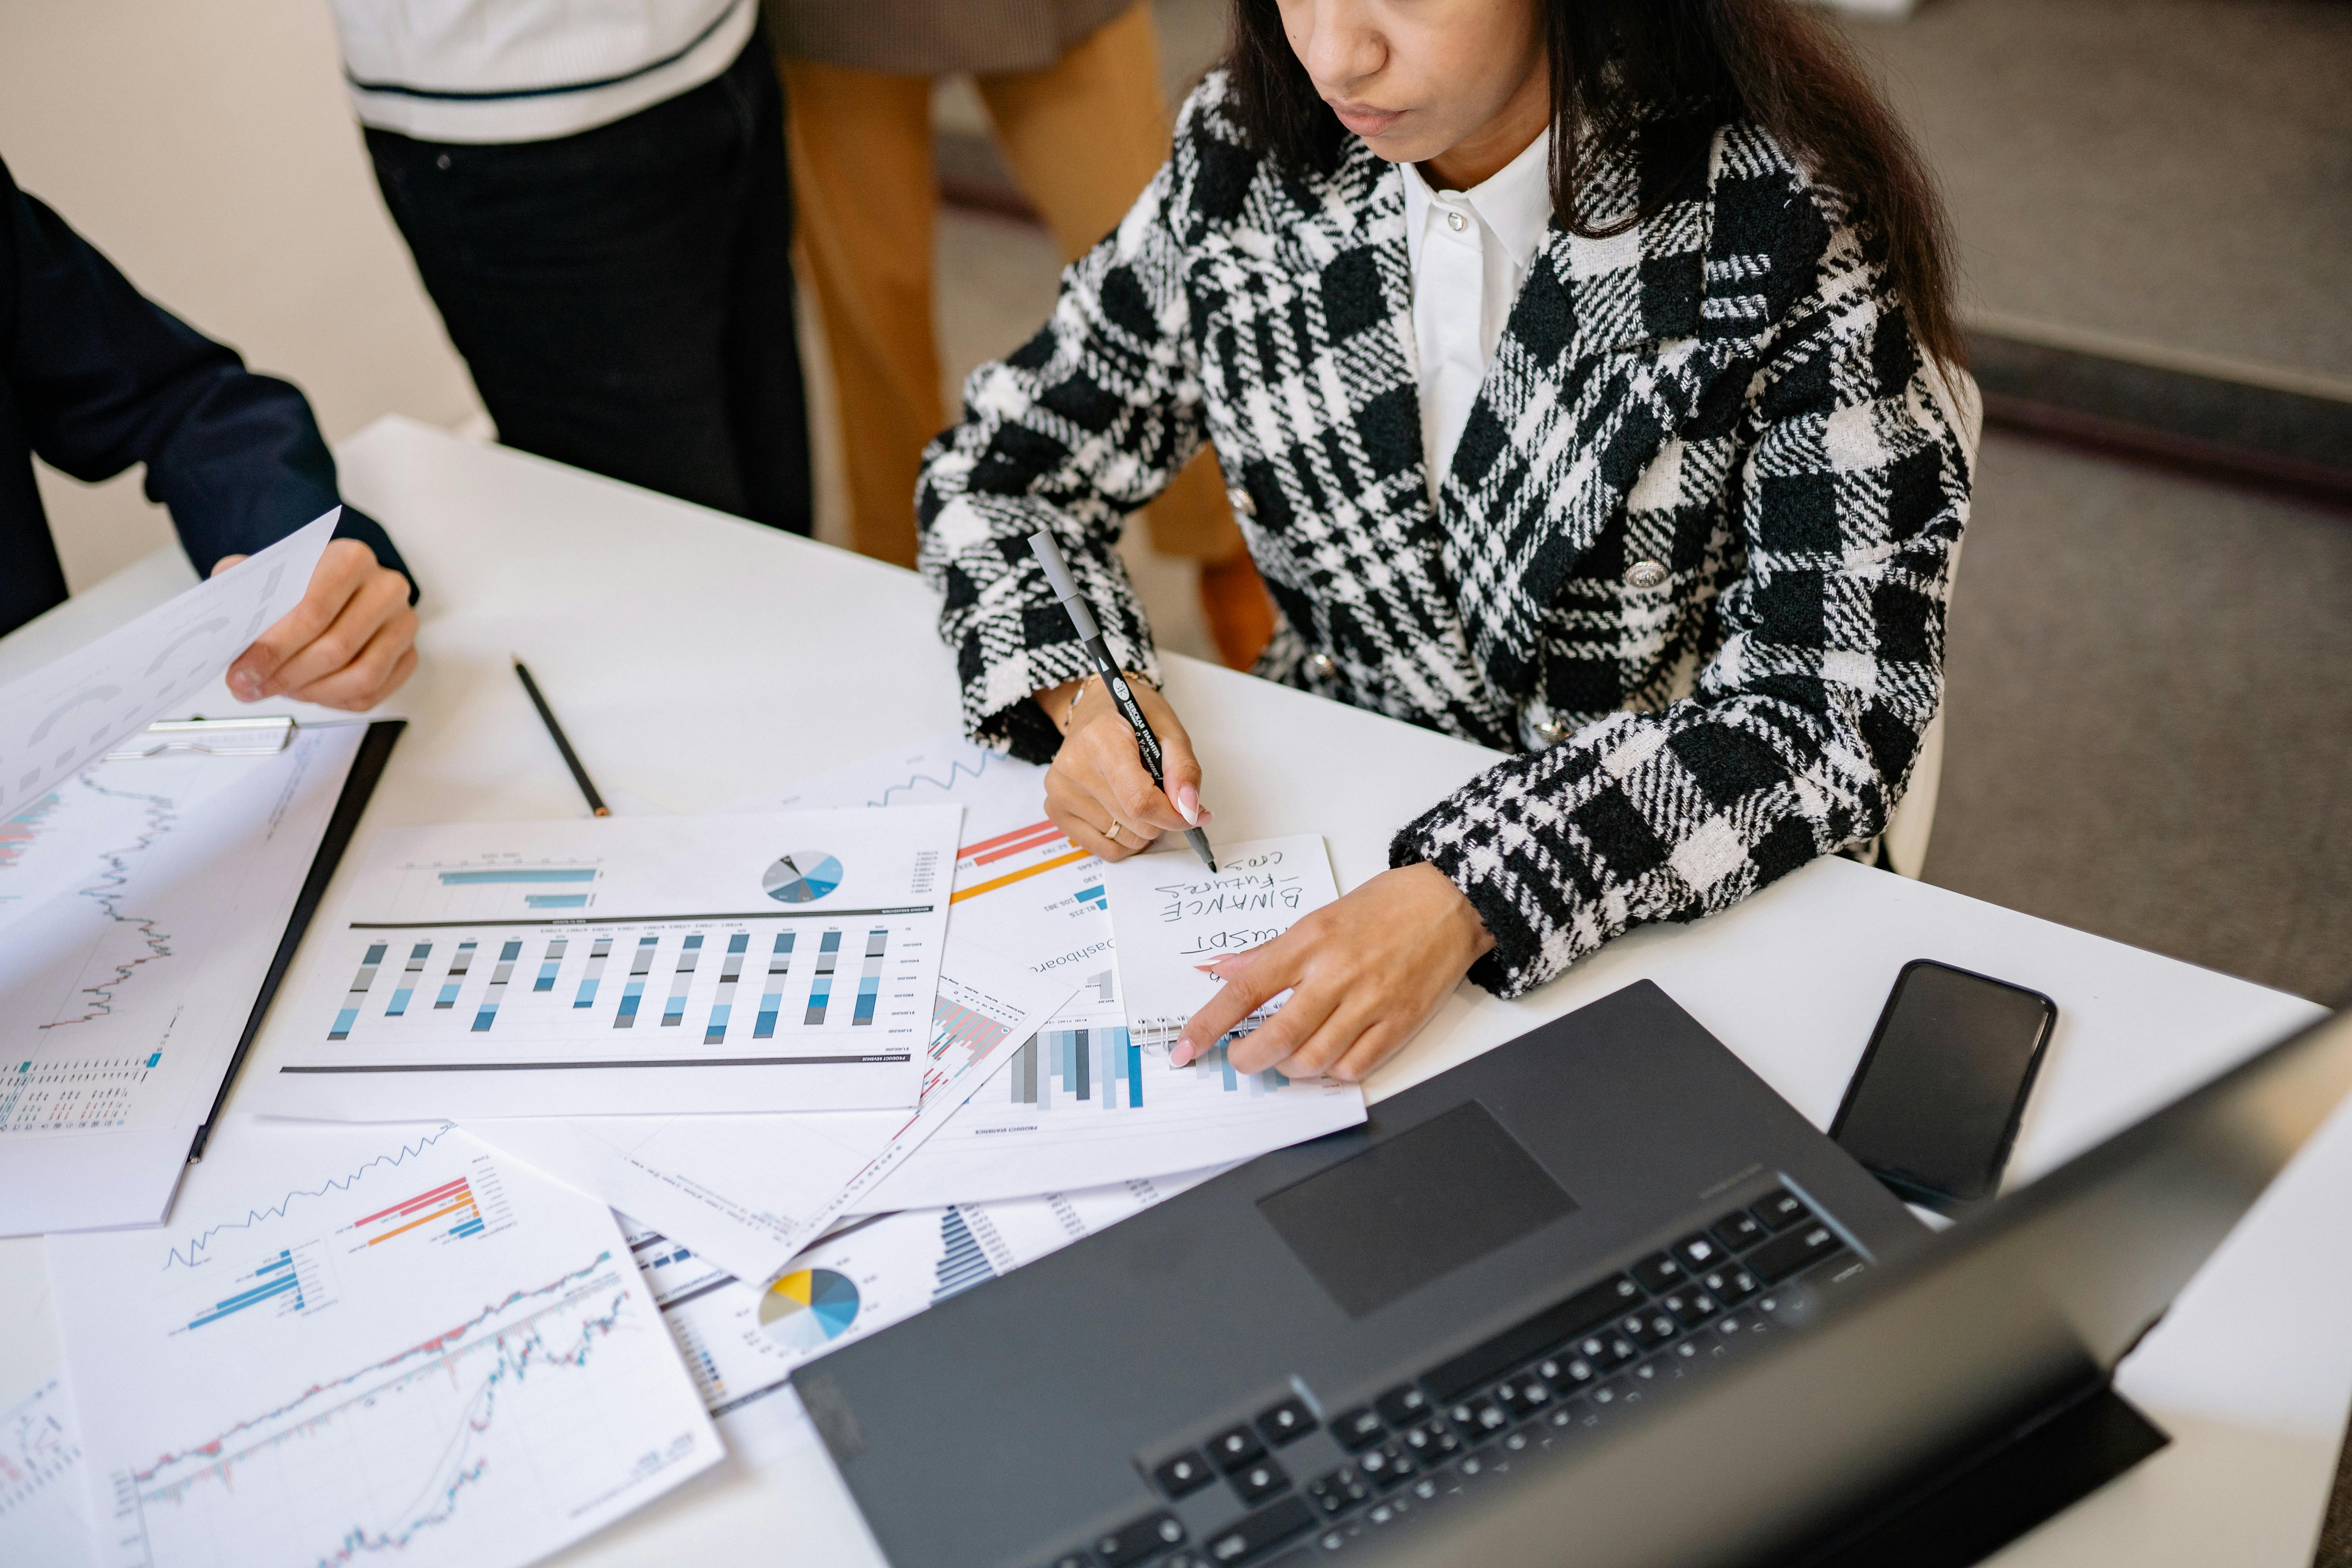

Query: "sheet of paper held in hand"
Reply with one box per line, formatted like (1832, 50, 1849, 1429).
(734, 737, 1367, 1210)
(464, 932, 1073, 1289)
(46, 1120, 720, 1568)
(254, 808, 961, 1120)
(0, 510, 333, 822)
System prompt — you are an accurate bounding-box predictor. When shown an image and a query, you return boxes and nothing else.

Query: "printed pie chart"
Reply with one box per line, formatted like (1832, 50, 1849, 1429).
(762, 851, 843, 904)
(759, 1268, 860, 1352)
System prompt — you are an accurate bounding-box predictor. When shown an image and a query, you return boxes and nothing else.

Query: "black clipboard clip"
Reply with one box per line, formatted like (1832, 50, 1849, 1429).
(185, 719, 406, 1162)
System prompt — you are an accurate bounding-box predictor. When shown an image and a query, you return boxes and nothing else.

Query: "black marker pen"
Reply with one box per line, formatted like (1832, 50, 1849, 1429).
(1027, 531, 1218, 873)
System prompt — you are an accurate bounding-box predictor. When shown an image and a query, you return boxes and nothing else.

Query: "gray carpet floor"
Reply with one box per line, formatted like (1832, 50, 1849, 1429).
(1926, 433, 2352, 1002)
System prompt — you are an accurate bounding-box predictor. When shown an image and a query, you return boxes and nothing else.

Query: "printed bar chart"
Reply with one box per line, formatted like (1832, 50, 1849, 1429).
(436, 941, 475, 1009)
(931, 1208, 995, 1302)
(574, 936, 612, 1008)
(706, 933, 748, 1044)
(805, 931, 841, 1025)
(852, 929, 887, 1026)
(615, 936, 656, 1028)
(754, 932, 794, 1038)
(472, 941, 522, 1033)
(185, 1248, 305, 1330)
(534, 937, 567, 992)
(436, 868, 597, 886)
(387, 942, 430, 1016)
(331, 945, 387, 1040)
(662, 935, 702, 1027)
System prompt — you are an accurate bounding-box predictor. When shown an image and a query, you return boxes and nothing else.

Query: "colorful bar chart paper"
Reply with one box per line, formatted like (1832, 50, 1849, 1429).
(386, 942, 430, 1016)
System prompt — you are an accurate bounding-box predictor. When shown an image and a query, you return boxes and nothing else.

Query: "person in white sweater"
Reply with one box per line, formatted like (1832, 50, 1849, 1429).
(327, 0, 812, 535)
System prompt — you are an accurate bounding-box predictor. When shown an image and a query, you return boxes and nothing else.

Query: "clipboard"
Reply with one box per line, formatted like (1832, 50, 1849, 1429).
(185, 717, 405, 1160)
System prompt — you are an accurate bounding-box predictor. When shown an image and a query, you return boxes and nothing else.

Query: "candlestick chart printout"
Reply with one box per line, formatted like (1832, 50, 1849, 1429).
(0, 724, 364, 1236)
(45, 1121, 719, 1568)
(258, 809, 960, 1120)
(468, 940, 1071, 1288)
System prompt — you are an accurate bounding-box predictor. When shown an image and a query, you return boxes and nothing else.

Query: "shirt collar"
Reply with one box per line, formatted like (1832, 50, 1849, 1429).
(1400, 128, 1554, 270)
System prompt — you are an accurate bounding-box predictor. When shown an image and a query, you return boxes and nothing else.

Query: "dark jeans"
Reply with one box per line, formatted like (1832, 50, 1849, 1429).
(368, 36, 812, 534)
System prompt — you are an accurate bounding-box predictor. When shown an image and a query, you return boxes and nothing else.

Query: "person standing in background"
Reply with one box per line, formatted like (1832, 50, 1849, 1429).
(329, 0, 813, 535)
(770, 1, 1275, 669)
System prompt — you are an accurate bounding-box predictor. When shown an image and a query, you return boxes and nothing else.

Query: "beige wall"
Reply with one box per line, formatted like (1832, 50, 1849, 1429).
(0, 0, 483, 593)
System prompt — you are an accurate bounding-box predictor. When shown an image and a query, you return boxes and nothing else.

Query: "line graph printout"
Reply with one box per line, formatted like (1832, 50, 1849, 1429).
(0, 510, 332, 822)
(0, 724, 365, 1237)
(46, 1120, 719, 1568)
(1, 1375, 96, 1568)
(850, 953, 1364, 1213)
(647, 1165, 1227, 1421)
(737, 732, 1115, 995)
(467, 937, 1073, 1288)
(256, 808, 960, 1120)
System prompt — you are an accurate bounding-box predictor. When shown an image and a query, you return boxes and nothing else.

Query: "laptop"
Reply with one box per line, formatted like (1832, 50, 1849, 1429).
(793, 980, 2352, 1568)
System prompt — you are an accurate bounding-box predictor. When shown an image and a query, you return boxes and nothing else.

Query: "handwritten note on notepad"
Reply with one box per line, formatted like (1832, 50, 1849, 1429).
(1099, 835, 1338, 1049)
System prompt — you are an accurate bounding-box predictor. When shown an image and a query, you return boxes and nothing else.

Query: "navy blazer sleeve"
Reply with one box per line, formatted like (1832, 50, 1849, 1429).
(0, 152, 411, 638)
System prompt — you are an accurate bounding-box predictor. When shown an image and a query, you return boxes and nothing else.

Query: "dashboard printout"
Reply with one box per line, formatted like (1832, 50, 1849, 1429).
(256, 808, 961, 1119)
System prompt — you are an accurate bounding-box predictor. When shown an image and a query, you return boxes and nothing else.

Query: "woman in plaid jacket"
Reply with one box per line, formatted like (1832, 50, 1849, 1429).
(917, 0, 1976, 1082)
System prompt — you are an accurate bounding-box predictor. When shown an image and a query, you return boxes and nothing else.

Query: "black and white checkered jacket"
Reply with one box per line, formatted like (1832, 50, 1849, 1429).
(918, 72, 1975, 1000)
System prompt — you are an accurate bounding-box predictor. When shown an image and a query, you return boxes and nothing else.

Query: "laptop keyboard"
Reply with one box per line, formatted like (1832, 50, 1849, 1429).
(1048, 1186, 1863, 1568)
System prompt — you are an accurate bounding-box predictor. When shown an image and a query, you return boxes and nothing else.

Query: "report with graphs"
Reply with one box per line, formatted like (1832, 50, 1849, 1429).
(256, 808, 961, 1121)
(45, 1120, 720, 1568)
(0, 722, 370, 1238)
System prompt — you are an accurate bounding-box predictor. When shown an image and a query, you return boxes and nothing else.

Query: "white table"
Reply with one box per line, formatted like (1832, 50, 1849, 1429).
(1, 416, 2339, 1567)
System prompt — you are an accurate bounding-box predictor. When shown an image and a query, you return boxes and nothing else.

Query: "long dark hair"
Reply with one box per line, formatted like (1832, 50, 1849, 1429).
(1225, 0, 1962, 367)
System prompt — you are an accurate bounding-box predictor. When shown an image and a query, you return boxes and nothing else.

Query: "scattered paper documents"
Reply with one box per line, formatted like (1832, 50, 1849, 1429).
(648, 1165, 1229, 1421)
(1100, 835, 1341, 1049)
(46, 1120, 720, 1568)
(0, 723, 367, 1237)
(0, 1376, 96, 1568)
(257, 807, 961, 1119)
(465, 937, 1072, 1288)
(0, 510, 332, 821)
(850, 956, 1365, 1212)
(738, 731, 1114, 988)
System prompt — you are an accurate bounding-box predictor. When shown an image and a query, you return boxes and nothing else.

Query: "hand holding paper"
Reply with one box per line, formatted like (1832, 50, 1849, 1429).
(215, 535, 418, 709)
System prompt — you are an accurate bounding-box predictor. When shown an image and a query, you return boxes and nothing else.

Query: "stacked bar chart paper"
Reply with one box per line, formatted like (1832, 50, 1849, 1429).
(466, 938, 1073, 1288)
(258, 809, 961, 1120)
(851, 958, 1364, 1212)
(46, 1121, 720, 1568)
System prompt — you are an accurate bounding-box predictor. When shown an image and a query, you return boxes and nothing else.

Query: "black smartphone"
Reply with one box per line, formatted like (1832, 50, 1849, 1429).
(1830, 959, 2059, 1214)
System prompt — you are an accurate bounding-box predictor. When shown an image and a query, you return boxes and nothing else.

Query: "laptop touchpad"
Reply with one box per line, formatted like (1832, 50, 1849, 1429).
(1257, 1101, 1577, 1318)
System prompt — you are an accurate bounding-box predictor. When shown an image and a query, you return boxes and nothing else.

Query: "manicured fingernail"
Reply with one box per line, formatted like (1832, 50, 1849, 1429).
(230, 671, 261, 699)
(1170, 1041, 1194, 1067)
(1175, 784, 1200, 826)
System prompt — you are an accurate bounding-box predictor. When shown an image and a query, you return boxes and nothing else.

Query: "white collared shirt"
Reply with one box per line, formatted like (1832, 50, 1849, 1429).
(1400, 131, 1554, 489)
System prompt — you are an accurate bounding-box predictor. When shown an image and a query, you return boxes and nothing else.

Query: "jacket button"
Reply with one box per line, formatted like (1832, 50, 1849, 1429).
(1534, 716, 1572, 746)
(1308, 652, 1336, 679)
(1227, 487, 1257, 519)
(1625, 559, 1668, 589)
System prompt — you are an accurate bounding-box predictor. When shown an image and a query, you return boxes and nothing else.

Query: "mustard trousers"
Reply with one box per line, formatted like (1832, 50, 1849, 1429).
(780, 4, 1244, 570)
